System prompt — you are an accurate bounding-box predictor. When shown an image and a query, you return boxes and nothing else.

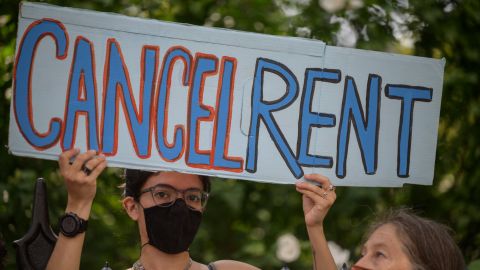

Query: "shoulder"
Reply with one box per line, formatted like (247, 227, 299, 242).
(209, 260, 260, 270)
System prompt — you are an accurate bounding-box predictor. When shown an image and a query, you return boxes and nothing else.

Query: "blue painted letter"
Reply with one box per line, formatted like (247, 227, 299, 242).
(385, 84, 433, 177)
(246, 58, 302, 178)
(63, 37, 99, 151)
(186, 54, 218, 167)
(13, 19, 67, 149)
(297, 69, 340, 168)
(212, 57, 243, 171)
(156, 47, 191, 161)
(336, 74, 381, 178)
(102, 40, 157, 158)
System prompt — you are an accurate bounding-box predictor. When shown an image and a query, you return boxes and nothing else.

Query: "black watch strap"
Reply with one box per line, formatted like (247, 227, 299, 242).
(59, 212, 88, 237)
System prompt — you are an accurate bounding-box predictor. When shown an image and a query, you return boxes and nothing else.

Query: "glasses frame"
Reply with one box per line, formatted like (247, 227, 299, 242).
(137, 183, 209, 211)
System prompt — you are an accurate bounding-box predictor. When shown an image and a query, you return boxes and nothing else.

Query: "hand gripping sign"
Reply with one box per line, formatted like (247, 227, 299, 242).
(8, 2, 445, 187)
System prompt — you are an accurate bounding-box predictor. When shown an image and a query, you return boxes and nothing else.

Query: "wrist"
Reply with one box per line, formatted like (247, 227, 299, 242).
(307, 224, 324, 232)
(59, 212, 88, 237)
(307, 225, 326, 244)
(66, 200, 92, 220)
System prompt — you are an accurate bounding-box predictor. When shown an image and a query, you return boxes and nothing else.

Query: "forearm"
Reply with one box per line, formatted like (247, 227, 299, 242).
(46, 233, 86, 270)
(307, 226, 337, 270)
(46, 202, 91, 270)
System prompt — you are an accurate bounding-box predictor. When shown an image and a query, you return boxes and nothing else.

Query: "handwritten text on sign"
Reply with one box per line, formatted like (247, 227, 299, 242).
(9, 3, 445, 186)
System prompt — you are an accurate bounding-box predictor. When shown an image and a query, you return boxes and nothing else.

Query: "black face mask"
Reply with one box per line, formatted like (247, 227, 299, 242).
(143, 199, 202, 254)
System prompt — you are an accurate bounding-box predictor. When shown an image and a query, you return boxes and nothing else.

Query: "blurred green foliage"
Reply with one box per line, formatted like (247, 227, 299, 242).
(1, 0, 479, 269)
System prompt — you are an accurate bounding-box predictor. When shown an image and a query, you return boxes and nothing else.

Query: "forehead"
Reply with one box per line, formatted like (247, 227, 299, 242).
(364, 224, 405, 251)
(143, 171, 203, 190)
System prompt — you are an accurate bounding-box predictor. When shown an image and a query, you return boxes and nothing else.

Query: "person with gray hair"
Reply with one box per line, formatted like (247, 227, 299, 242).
(296, 174, 466, 270)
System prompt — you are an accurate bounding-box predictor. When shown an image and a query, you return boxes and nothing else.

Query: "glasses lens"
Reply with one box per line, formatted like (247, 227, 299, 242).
(151, 185, 176, 206)
(184, 189, 208, 210)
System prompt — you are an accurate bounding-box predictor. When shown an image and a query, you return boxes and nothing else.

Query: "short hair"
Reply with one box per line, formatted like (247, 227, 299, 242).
(364, 208, 465, 270)
(121, 169, 211, 200)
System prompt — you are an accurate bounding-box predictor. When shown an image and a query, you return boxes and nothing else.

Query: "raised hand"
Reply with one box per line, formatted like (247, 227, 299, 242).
(58, 149, 107, 219)
(296, 174, 338, 270)
(46, 150, 108, 270)
(295, 174, 336, 228)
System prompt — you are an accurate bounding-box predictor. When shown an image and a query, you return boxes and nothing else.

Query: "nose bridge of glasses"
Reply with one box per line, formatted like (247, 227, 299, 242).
(172, 188, 203, 206)
(175, 189, 189, 201)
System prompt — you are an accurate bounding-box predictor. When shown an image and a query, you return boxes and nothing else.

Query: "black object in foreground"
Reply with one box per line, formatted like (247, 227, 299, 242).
(13, 178, 57, 270)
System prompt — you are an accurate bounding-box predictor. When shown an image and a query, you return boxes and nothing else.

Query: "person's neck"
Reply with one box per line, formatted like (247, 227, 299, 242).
(140, 245, 191, 270)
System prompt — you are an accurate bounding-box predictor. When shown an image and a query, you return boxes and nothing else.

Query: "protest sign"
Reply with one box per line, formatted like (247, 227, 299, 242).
(8, 2, 445, 186)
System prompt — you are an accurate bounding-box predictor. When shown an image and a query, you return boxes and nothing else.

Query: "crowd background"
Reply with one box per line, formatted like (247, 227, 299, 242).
(1, 0, 479, 269)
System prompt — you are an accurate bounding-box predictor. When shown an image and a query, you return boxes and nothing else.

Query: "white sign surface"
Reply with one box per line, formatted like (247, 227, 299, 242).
(9, 2, 445, 186)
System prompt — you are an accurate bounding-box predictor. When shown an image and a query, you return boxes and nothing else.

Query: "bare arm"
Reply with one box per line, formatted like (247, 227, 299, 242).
(296, 174, 337, 270)
(46, 149, 107, 270)
(211, 260, 261, 270)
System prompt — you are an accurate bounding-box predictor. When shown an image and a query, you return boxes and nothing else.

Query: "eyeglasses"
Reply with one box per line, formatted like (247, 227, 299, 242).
(138, 183, 209, 211)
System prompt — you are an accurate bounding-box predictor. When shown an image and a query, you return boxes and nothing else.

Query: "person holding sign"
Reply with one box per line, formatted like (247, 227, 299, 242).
(46, 149, 260, 270)
(296, 175, 466, 270)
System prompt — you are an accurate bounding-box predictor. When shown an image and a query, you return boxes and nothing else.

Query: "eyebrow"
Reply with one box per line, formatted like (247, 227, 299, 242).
(362, 242, 390, 252)
(147, 183, 203, 192)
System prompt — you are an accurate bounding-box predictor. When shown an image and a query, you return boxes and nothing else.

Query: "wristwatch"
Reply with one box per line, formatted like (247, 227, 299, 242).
(58, 212, 88, 237)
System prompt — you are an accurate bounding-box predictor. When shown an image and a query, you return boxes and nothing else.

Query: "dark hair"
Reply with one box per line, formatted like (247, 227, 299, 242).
(122, 169, 211, 199)
(364, 208, 465, 270)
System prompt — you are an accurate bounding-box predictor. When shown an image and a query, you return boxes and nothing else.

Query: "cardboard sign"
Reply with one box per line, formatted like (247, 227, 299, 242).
(8, 2, 445, 186)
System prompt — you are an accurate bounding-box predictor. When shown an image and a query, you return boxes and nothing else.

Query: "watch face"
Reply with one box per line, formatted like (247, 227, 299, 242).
(61, 215, 78, 234)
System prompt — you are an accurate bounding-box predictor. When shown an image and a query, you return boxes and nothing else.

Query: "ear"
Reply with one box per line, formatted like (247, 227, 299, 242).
(123, 197, 140, 221)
